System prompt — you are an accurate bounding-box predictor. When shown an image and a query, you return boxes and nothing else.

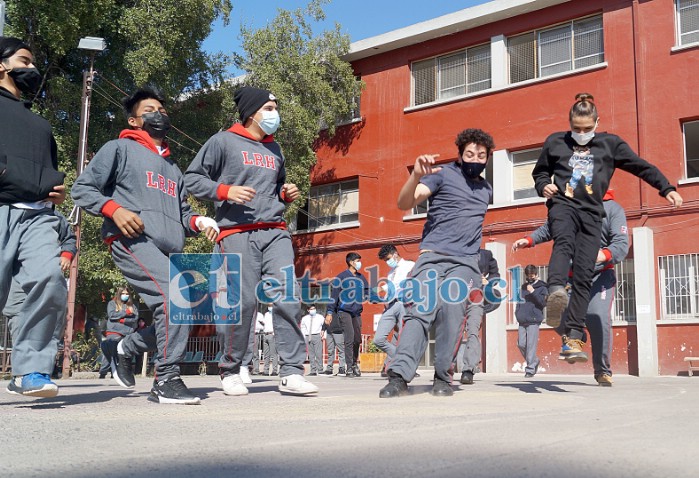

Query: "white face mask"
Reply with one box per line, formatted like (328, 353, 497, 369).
(309, 309, 316, 316)
(256, 110, 280, 135)
(268, 306, 273, 312)
(354, 261, 362, 271)
(571, 120, 598, 146)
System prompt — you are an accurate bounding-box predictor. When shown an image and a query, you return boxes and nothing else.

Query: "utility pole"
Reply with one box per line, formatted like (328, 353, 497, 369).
(62, 37, 106, 377)
(0, 1, 6, 36)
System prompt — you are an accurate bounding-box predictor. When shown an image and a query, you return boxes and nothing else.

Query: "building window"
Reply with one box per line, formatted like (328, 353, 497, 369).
(511, 148, 541, 200)
(508, 15, 604, 84)
(412, 43, 491, 106)
(659, 254, 699, 319)
(294, 179, 359, 232)
(677, 0, 699, 46)
(684, 120, 699, 178)
(612, 259, 636, 323)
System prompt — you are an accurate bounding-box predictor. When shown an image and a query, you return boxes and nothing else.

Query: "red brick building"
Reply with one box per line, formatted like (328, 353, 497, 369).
(292, 0, 699, 376)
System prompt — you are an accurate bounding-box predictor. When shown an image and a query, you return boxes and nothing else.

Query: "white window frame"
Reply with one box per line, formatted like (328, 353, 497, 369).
(682, 120, 699, 180)
(658, 253, 699, 320)
(510, 148, 542, 202)
(291, 179, 359, 233)
(676, 0, 699, 47)
(411, 42, 492, 107)
(508, 14, 604, 84)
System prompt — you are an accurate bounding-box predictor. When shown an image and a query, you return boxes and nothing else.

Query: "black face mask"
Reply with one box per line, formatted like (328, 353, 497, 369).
(461, 161, 486, 178)
(8, 67, 42, 95)
(141, 111, 171, 139)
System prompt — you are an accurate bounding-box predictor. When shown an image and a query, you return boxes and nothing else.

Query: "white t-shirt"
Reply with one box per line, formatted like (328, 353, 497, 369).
(300, 313, 323, 336)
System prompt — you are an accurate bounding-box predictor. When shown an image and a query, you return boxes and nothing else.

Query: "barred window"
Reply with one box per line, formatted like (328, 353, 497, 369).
(659, 254, 699, 319)
(508, 15, 604, 84)
(293, 179, 359, 232)
(684, 120, 699, 178)
(412, 43, 491, 106)
(677, 0, 699, 45)
(511, 148, 541, 200)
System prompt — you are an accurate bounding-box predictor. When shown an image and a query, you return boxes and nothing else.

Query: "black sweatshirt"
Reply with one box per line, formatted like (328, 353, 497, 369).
(0, 87, 64, 205)
(532, 131, 676, 216)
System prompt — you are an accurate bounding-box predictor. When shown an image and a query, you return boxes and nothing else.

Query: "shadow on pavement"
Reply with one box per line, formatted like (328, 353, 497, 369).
(495, 380, 590, 394)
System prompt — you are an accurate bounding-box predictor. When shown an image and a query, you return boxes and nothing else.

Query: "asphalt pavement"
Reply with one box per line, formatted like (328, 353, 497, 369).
(1, 371, 697, 478)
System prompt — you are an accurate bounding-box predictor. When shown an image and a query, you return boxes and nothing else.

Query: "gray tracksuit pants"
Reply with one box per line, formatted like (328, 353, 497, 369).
(217, 228, 305, 377)
(110, 236, 190, 381)
(306, 334, 322, 373)
(0, 207, 66, 376)
(373, 301, 404, 359)
(389, 252, 483, 383)
(461, 312, 484, 373)
(517, 324, 541, 374)
(325, 332, 345, 369)
(558, 268, 615, 377)
(262, 333, 279, 374)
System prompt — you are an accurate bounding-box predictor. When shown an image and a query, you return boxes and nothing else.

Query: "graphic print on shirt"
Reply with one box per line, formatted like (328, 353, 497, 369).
(566, 146, 595, 198)
(146, 171, 178, 198)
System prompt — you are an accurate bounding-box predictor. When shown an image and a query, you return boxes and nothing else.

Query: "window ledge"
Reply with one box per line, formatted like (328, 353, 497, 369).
(671, 42, 699, 53)
(291, 220, 360, 236)
(402, 213, 427, 221)
(678, 177, 699, 186)
(488, 197, 547, 210)
(405, 62, 608, 113)
(657, 318, 699, 325)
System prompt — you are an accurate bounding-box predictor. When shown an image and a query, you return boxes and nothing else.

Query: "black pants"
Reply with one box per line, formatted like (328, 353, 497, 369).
(547, 202, 602, 339)
(338, 312, 362, 367)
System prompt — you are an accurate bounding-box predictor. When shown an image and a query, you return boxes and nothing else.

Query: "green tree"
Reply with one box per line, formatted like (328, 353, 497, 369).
(4, 0, 232, 313)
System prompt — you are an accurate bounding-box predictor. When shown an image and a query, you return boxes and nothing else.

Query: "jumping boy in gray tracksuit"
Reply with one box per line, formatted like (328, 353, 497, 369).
(72, 87, 218, 405)
(381, 128, 495, 398)
(515, 189, 628, 386)
(184, 86, 318, 397)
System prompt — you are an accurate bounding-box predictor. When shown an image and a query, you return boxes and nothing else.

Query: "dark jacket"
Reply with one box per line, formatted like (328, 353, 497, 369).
(515, 279, 548, 325)
(479, 248, 501, 314)
(532, 131, 675, 217)
(0, 87, 64, 204)
(106, 300, 139, 336)
(327, 269, 369, 317)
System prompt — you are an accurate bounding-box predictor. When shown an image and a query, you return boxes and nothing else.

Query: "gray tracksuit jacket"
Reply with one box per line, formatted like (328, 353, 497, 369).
(528, 198, 629, 273)
(106, 299, 139, 336)
(183, 125, 289, 227)
(71, 135, 199, 253)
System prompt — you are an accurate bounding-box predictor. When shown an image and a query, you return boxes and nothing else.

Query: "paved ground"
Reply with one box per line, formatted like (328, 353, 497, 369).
(1, 371, 698, 478)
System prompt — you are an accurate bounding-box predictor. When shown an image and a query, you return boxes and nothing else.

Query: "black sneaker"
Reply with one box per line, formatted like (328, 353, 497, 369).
(323, 367, 333, 375)
(379, 372, 408, 398)
(337, 367, 346, 376)
(352, 364, 362, 377)
(345, 369, 357, 377)
(459, 370, 474, 385)
(113, 352, 136, 389)
(147, 377, 201, 405)
(430, 377, 453, 397)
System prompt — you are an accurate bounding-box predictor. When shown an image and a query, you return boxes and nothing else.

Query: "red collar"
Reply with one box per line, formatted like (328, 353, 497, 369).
(226, 123, 275, 143)
(119, 129, 171, 157)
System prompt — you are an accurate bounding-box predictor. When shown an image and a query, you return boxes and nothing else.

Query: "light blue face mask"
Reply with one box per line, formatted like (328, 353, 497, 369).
(120, 294, 129, 302)
(257, 110, 280, 135)
(386, 257, 398, 269)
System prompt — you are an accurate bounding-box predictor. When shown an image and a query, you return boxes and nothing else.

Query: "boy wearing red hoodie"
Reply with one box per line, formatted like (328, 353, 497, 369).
(72, 87, 218, 404)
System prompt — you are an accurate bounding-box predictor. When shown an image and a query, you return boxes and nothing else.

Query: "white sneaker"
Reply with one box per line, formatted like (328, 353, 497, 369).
(239, 367, 252, 384)
(278, 374, 319, 395)
(221, 374, 249, 396)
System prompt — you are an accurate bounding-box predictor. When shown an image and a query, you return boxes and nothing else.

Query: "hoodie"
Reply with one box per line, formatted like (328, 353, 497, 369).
(71, 130, 200, 253)
(515, 279, 548, 325)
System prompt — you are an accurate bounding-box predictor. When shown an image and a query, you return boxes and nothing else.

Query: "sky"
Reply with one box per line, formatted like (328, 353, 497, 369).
(203, 0, 490, 75)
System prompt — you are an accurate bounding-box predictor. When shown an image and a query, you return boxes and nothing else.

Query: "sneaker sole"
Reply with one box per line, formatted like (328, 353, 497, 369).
(559, 353, 588, 363)
(7, 385, 58, 398)
(546, 290, 568, 328)
(597, 381, 613, 387)
(222, 388, 249, 396)
(147, 393, 201, 405)
(278, 386, 319, 395)
(113, 371, 135, 389)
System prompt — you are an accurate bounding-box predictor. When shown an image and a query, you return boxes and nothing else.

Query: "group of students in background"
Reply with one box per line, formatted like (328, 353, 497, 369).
(1, 34, 683, 404)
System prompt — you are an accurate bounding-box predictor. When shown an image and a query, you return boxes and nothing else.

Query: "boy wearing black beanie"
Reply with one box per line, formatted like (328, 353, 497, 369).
(185, 86, 318, 397)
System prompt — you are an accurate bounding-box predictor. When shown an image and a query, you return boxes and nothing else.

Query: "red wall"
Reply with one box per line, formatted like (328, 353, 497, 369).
(295, 0, 699, 374)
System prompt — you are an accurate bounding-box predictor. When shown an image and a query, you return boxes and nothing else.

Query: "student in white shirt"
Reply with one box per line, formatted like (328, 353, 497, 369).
(300, 305, 323, 376)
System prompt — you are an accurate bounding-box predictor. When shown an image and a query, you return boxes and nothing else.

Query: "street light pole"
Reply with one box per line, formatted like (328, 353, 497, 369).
(63, 37, 106, 377)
